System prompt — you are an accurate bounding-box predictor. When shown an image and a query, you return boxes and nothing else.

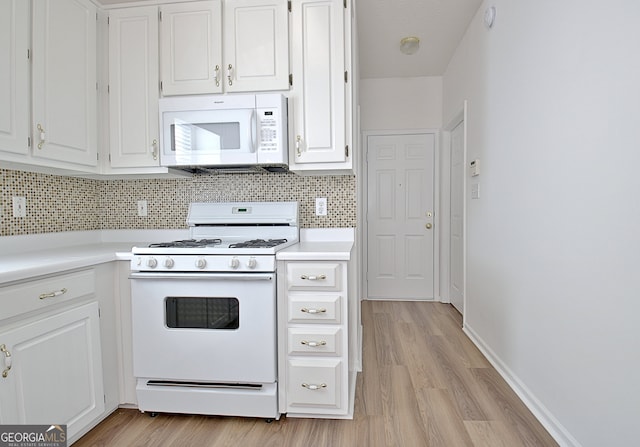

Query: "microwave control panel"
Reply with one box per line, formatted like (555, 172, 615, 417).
(257, 109, 280, 152)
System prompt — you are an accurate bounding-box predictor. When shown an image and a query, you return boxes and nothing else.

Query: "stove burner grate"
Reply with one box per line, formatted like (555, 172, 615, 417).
(228, 238, 288, 249)
(149, 239, 222, 248)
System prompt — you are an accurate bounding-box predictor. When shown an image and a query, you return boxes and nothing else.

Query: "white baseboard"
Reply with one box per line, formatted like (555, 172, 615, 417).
(463, 324, 581, 447)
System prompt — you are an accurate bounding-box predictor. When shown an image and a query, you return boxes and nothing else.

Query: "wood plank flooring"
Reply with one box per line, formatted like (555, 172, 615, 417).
(74, 301, 558, 446)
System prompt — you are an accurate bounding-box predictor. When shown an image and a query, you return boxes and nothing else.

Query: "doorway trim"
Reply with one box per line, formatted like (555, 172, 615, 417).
(441, 102, 468, 318)
(359, 129, 441, 302)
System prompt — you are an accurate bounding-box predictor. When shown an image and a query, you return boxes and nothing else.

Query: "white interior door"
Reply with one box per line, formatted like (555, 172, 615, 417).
(449, 121, 465, 313)
(366, 133, 435, 300)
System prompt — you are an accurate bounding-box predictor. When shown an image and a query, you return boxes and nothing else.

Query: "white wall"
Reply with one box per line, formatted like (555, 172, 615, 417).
(443, 2, 640, 446)
(360, 76, 442, 130)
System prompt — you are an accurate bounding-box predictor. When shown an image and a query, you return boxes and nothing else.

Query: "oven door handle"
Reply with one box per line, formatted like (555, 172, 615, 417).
(130, 273, 274, 281)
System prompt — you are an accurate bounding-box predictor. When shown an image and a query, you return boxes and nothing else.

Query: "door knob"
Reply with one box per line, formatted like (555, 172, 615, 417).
(425, 223, 433, 229)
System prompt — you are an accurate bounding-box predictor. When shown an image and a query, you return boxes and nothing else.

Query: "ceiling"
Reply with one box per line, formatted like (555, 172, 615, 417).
(356, 0, 483, 78)
(97, 0, 483, 79)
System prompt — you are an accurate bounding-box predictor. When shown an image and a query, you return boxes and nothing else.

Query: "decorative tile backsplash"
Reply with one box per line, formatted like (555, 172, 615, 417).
(1, 169, 356, 236)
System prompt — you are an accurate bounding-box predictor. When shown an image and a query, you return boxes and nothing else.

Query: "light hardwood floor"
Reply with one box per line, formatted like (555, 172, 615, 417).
(75, 301, 558, 446)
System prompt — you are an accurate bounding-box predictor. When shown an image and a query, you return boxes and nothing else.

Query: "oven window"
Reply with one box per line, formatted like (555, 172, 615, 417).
(165, 297, 239, 329)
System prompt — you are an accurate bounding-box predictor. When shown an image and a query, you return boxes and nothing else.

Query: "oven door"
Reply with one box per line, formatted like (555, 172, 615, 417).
(130, 273, 276, 384)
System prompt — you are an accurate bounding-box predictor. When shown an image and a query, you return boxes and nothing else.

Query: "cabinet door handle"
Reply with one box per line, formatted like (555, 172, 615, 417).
(151, 139, 158, 160)
(301, 340, 327, 347)
(1, 344, 11, 378)
(214, 64, 220, 87)
(39, 288, 67, 300)
(300, 274, 326, 281)
(296, 135, 302, 156)
(301, 382, 327, 391)
(300, 307, 326, 314)
(227, 64, 233, 86)
(37, 123, 46, 149)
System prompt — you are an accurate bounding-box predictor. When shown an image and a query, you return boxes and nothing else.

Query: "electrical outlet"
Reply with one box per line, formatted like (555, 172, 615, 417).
(315, 197, 327, 216)
(137, 200, 148, 217)
(12, 196, 26, 218)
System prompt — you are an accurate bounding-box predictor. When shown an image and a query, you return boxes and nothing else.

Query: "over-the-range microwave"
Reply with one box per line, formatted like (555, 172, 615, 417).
(159, 93, 288, 172)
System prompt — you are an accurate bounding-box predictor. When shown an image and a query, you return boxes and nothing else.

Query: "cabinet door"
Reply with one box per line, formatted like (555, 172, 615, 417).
(32, 0, 98, 166)
(160, 0, 222, 95)
(0, 302, 105, 440)
(108, 7, 160, 168)
(0, 0, 29, 156)
(224, 0, 289, 92)
(290, 0, 346, 164)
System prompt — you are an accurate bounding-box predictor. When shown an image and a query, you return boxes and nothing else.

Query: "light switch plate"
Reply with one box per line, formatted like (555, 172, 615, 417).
(137, 200, 148, 217)
(12, 196, 26, 217)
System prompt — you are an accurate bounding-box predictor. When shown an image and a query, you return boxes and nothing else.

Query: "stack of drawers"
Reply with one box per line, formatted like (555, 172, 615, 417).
(280, 261, 349, 416)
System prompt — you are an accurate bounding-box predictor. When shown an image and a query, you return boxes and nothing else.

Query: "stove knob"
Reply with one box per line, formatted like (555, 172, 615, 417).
(164, 257, 175, 269)
(195, 258, 207, 269)
(247, 257, 257, 269)
(146, 257, 158, 268)
(229, 257, 240, 269)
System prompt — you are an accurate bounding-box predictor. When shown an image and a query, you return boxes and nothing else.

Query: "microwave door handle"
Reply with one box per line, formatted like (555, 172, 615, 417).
(250, 109, 257, 153)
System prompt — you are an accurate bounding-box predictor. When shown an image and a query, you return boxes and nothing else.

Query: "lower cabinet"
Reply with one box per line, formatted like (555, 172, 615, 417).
(0, 264, 118, 444)
(0, 302, 104, 438)
(278, 260, 352, 417)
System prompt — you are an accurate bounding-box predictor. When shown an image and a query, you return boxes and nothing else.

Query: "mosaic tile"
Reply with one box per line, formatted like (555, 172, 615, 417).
(1, 169, 356, 236)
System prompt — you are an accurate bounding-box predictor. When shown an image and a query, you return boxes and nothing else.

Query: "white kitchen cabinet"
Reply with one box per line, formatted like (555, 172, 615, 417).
(0, 0, 29, 158)
(159, 0, 288, 96)
(0, 264, 120, 444)
(288, 0, 353, 173)
(160, 0, 222, 96)
(278, 260, 351, 417)
(32, 0, 98, 167)
(223, 0, 289, 92)
(108, 6, 160, 168)
(0, 270, 104, 441)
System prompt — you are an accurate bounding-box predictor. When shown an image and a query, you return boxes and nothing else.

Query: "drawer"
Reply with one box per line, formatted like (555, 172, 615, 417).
(0, 269, 96, 322)
(288, 327, 342, 356)
(287, 358, 343, 409)
(288, 294, 341, 324)
(286, 263, 342, 291)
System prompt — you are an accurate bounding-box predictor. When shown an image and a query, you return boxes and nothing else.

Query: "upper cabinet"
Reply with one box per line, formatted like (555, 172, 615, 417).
(108, 6, 160, 168)
(159, 0, 289, 96)
(0, 0, 29, 157)
(288, 0, 353, 174)
(32, 0, 98, 167)
(159, 1, 222, 95)
(223, 0, 290, 92)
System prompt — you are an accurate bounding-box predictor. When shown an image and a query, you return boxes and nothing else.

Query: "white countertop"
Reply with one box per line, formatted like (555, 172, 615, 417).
(0, 228, 355, 284)
(0, 230, 187, 285)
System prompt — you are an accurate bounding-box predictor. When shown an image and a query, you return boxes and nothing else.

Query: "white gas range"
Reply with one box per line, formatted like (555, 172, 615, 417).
(129, 201, 298, 420)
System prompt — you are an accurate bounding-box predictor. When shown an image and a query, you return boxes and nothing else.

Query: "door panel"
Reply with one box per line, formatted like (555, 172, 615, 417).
(450, 121, 465, 313)
(367, 133, 435, 300)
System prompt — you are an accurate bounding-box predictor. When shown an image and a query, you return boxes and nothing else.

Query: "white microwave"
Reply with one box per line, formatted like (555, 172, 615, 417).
(159, 93, 288, 170)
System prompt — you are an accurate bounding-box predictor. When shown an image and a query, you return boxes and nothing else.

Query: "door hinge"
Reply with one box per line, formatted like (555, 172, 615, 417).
(288, 1, 291, 12)
(289, 74, 293, 87)
(28, 136, 31, 147)
(160, 81, 163, 92)
(108, 154, 111, 162)
(345, 145, 349, 157)
(344, 0, 347, 8)
(96, 12, 98, 21)
(27, 49, 30, 60)
(344, 71, 348, 83)
(96, 82, 99, 91)
(159, 10, 162, 21)
(107, 84, 110, 94)
(107, 16, 110, 25)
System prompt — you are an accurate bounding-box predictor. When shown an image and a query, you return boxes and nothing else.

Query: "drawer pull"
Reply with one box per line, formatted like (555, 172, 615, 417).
(300, 307, 326, 314)
(1, 344, 11, 378)
(39, 288, 68, 300)
(300, 274, 326, 281)
(301, 382, 327, 391)
(301, 340, 327, 347)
